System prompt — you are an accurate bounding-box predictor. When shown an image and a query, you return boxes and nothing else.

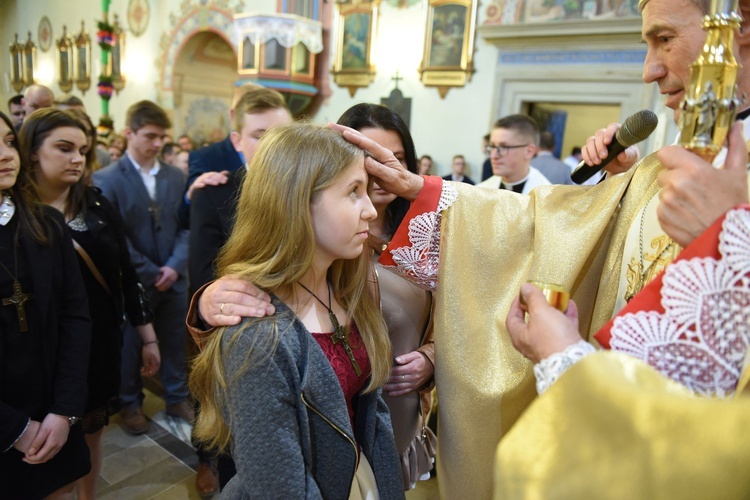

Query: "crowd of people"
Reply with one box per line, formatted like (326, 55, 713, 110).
(1, 0, 749, 498)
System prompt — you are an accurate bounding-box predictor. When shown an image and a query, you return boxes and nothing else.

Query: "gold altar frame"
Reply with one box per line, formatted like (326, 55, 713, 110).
(332, 0, 379, 97)
(418, 0, 477, 98)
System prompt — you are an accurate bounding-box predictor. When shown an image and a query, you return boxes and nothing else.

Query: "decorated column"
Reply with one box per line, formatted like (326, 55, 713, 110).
(96, 0, 119, 137)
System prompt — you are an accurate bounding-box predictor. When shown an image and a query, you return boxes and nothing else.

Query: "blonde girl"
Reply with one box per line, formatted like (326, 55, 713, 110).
(190, 123, 403, 499)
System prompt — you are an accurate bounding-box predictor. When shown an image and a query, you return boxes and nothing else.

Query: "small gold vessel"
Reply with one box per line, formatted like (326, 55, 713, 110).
(524, 281, 569, 312)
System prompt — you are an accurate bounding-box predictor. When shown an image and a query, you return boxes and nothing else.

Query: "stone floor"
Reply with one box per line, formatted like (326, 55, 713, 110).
(94, 383, 439, 499)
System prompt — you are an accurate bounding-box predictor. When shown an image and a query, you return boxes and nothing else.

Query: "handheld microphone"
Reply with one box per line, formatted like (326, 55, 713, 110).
(571, 109, 659, 184)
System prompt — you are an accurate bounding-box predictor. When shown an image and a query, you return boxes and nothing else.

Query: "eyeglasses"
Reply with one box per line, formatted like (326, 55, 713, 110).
(485, 144, 529, 156)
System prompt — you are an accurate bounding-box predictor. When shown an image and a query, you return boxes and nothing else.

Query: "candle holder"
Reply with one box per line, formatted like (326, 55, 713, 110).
(74, 20, 91, 94)
(9, 33, 24, 93)
(111, 14, 126, 93)
(22, 31, 36, 86)
(57, 25, 74, 93)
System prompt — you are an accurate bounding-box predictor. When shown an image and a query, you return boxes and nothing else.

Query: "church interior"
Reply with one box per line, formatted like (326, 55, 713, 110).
(0, 0, 676, 178)
(2, 0, 728, 498)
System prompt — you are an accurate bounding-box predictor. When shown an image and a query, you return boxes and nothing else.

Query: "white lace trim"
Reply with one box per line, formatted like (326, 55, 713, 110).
(382, 182, 458, 291)
(610, 208, 750, 397)
(534, 340, 596, 395)
(67, 212, 87, 232)
(234, 15, 323, 54)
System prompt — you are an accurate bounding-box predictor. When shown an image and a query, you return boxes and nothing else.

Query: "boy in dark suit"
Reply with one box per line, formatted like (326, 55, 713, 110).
(93, 101, 192, 434)
(442, 154, 475, 184)
(188, 88, 291, 493)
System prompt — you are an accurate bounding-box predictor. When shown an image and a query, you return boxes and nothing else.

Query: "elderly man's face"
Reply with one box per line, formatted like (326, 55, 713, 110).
(22, 89, 53, 116)
(641, 0, 707, 122)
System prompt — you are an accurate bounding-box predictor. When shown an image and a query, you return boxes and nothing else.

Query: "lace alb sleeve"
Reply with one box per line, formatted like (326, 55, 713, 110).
(606, 207, 750, 398)
(534, 340, 597, 395)
(382, 181, 458, 291)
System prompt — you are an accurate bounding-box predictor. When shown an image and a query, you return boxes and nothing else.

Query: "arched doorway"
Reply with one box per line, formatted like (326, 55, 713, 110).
(172, 32, 238, 146)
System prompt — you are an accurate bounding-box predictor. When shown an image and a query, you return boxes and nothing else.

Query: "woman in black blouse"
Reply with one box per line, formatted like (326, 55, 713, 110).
(0, 110, 91, 498)
(18, 108, 161, 499)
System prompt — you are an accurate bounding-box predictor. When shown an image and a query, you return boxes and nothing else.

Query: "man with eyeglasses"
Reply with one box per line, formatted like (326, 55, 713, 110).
(477, 114, 551, 193)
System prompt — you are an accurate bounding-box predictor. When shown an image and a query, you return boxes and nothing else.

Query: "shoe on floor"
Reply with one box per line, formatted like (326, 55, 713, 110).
(195, 459, 219, 497)
(166, 400, 195, 423)
(120, 406, 148, 435)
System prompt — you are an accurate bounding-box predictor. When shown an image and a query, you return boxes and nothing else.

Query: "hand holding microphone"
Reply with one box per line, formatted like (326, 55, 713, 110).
(573, 110, 659, 184)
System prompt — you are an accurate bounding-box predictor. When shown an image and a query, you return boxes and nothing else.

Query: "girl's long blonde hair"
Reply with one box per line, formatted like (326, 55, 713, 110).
(190, 123, 391, 453)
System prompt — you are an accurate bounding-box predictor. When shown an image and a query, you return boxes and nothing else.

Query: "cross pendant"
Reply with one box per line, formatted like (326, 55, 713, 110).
(148, 202, 161, 229)
(2, 280, 33, 332)
(329, 311, 362, 377)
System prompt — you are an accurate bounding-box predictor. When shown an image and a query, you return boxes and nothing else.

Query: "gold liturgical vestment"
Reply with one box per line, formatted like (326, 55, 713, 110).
(494, 352, 750, 499)
(395, 153, 664, 499)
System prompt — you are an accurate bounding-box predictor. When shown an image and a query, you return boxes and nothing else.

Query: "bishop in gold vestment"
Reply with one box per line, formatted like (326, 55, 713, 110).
(379, 151, 665, 498)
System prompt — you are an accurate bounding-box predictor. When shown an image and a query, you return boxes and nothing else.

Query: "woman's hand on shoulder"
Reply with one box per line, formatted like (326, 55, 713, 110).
(384, 351, 434, 397)
(198, 275, 275, 327)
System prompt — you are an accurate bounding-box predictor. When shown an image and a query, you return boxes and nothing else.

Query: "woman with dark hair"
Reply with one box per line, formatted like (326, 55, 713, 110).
(0, 110, 92, 498)
(64, 108, 102, 181)
(192, 104, 437, 490)
(18, 108, 160, 499)
(336, 104, 436, 489)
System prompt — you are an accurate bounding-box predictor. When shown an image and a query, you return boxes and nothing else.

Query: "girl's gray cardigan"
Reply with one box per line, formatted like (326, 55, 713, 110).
(219, 297, 404, 499)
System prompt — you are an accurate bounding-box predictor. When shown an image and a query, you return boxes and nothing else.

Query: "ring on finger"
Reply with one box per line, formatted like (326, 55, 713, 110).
(220, 303, 225, 314)
(401, 375, 405, 382)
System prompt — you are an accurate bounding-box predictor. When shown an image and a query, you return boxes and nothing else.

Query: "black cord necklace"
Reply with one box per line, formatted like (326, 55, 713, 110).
(298, 281, 362, 376)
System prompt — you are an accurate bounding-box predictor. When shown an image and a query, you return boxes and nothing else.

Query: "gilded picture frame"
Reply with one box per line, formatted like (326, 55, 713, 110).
(332, 0, 380, 97)
(418, 0, 478, 98)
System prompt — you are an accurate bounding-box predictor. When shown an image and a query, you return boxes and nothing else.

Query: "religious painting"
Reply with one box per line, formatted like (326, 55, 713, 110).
(38, 16, 52, 52)
(522, 0, 638, 23)
(341, 13, 370, 70)
(482, 0, 639, 26)
(183, 97, 232, 146)
(428, 4, 467, 67)
(128, 0, 150, 37)
(332, 1, 379, 97)
(419, 0, 477, 98)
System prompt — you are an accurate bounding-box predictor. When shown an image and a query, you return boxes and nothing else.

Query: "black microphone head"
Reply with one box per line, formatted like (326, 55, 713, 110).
(615, 109, 659, 147)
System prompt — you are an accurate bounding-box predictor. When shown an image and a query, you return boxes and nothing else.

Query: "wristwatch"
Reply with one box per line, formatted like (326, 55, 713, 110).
(68, 416, 80, 426)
